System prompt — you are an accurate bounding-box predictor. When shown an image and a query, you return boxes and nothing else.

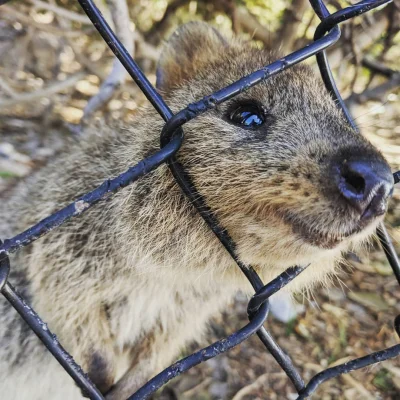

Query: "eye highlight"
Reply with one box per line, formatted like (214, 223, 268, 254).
(228, 103, 266, 129)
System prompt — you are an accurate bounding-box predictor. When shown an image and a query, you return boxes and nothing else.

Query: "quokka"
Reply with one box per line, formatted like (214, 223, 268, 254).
(0, 21, 394, 399)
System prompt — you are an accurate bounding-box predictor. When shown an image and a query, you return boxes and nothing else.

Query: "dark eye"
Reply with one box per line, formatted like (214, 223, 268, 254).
(229, 103, 266, 129)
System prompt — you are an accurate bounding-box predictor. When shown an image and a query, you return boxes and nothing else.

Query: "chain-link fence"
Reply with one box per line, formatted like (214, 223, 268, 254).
(0, 0, 400, 399)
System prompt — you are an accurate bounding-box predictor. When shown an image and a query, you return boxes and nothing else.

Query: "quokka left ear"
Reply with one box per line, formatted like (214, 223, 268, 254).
(156, 21, 228, 92)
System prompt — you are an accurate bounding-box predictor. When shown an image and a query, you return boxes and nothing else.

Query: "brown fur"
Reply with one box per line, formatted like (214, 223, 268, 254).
(0, 22, 392, 399)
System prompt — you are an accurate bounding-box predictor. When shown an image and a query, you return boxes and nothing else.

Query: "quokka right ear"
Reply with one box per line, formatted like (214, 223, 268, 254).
(156, 21, 228, 92)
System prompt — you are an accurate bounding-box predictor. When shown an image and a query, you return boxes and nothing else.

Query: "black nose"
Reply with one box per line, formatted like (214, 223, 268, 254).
(338, 160, 393, 220)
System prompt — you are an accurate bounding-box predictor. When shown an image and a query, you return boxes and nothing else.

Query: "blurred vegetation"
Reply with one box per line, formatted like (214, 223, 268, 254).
(0, 1, 399, 127)
(0, 0, 400, 399)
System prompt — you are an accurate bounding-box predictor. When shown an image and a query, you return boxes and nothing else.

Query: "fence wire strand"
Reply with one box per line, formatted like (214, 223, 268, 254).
(0, 0, 399, 399)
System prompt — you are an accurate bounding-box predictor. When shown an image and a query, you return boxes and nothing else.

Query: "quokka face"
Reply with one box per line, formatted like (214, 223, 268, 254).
(156, 22, 394, 274)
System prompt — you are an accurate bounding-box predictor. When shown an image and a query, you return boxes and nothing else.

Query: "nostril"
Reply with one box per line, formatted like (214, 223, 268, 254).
(336, 159, 393, 219)
(342, 169, 365, 195)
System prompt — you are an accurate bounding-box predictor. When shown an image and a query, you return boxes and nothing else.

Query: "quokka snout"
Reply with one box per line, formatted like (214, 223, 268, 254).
(0, 21, 394, 400)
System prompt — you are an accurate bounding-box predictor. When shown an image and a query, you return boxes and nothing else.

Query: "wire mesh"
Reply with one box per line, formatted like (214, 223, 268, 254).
(0, 0, 399, 399)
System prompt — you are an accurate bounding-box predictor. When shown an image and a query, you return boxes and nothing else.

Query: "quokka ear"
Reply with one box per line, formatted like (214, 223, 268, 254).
(156, 21, 228, 92)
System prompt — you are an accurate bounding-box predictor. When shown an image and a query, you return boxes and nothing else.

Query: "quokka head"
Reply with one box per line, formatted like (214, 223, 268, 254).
(155, 21, 394, 273)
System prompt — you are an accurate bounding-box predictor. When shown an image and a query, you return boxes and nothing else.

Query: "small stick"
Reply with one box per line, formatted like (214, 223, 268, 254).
(80, 0, 134, 124)
(0, 77, 17, 98)
(29, 0, 90, 24)
(0, 72, 86, 108)
(231, 372, 272, 400)
(1, 5, 92, 37)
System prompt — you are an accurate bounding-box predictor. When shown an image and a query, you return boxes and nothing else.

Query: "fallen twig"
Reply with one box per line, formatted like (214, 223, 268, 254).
(134, 30, 160, 62)
(234, 6, 273, 47)
(0, 77, 17, 97)
(29, 0, 90, 24)
(0, 72, 86, 108)
(145, 0, 191, 45)
(340, 373, 375, 400)
(346, 59, 400, 107)
(276, 0, 308, 52)
(362, 57, 398, 78)
(231, 372, 271, 400)
(65, 38, 108, 80)
(1, 5, 93, 37)
(80, 0, 134, 124)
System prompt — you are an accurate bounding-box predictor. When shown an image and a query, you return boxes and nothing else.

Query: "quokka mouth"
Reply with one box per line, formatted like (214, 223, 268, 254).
(281, 211, 374, 249)
(248, 202, 381, 249)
